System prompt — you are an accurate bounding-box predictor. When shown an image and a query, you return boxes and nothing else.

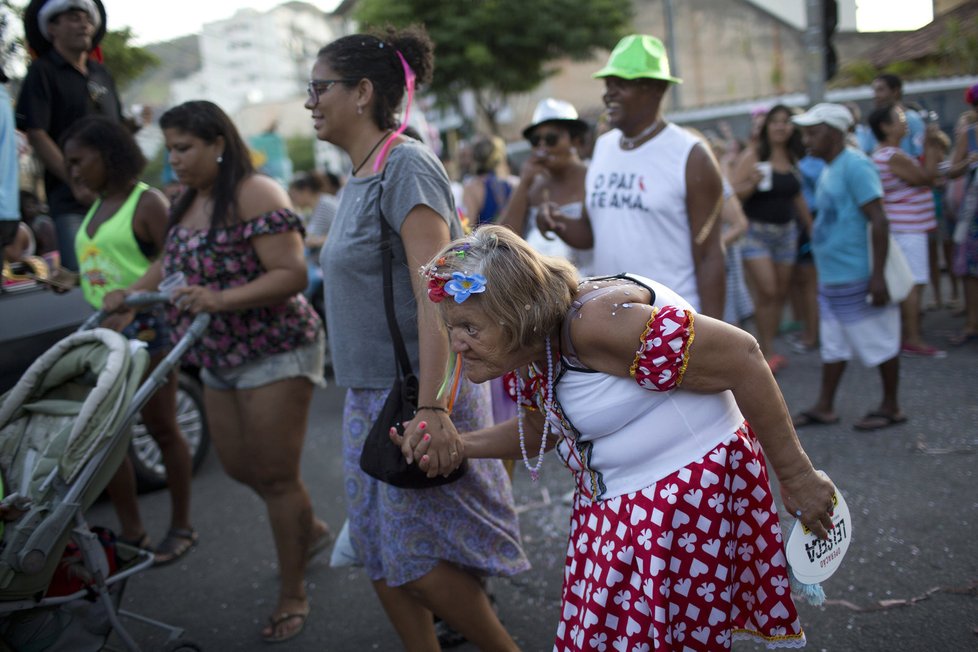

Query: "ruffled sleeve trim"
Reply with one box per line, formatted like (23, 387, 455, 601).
(242, 208, 305, 240)
(629, 305, 695, 392)
(503, 370, 540, 410)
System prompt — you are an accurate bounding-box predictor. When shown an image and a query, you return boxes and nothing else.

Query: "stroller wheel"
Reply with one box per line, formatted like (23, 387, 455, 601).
(164, 640, 202, 652)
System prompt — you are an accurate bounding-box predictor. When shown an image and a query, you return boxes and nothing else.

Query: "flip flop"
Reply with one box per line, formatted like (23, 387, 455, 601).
(262, 612, 308, 644)
(949, 332, 978, 346)
(792, 410, 839, 428)
(853, 411, 908, 432)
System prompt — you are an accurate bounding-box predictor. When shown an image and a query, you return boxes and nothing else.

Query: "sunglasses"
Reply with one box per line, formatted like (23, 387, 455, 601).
(307, 79, 356, 103)
(528, 132, 562, 148)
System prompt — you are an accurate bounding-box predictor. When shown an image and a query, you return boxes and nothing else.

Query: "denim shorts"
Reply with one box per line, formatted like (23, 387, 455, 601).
(199, 329, 326, 390)
(121, 308, 170, 355)
(742, 220, 800, 264)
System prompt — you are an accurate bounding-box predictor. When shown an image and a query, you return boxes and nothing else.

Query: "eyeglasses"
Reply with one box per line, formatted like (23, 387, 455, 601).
(528, 132, 561, 148)
(307, 79, 354, 103)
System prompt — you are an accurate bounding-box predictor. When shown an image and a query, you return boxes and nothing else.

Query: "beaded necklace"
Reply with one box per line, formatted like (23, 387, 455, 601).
(516, 337, 554, 481)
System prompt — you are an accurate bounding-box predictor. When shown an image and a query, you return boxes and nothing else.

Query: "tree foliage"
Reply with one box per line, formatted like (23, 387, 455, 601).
(354, 0, 633, 133)
(100, 27, 159, 90)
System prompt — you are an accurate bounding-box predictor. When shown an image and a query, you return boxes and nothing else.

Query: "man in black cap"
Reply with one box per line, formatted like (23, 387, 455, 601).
(15, 0, 121, 271)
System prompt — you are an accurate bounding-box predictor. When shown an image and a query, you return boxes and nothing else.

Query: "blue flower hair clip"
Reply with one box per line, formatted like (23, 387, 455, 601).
(444, 272, 487, 303)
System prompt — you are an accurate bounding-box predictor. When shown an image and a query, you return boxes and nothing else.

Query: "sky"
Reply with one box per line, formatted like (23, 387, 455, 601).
(854, 0, 933, 32)
(101, 0, 934, 46)
(102, 0, 342, 45)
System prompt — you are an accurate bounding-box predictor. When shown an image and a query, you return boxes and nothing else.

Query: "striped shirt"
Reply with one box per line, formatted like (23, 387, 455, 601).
(871, 146, 936, 233)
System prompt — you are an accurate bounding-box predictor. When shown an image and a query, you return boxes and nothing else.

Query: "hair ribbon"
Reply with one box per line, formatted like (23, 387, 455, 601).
(373, 50, 416, 172)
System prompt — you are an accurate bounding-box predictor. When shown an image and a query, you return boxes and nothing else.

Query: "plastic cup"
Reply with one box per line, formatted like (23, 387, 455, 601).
(158, 271, 187, 299)
(756, 161, 773, 192)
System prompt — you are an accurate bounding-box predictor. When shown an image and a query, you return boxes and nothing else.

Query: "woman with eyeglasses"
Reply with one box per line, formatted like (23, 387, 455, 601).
(103, 100, 330, 644)
(305, 26, 527, 650)
(498, 98, 593, 274)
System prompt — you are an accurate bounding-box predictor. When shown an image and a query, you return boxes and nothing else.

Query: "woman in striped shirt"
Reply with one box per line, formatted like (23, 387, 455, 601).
(868, 104, 943, 357)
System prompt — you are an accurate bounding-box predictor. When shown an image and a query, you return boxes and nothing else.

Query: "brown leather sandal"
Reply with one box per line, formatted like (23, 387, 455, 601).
(153, 527, 198, 566)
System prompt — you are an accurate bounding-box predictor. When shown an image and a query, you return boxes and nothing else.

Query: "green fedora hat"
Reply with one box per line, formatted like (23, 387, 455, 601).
(593, 34, 682, 84)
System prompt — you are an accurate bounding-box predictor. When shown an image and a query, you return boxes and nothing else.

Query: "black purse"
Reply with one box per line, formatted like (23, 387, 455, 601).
(358, 177, 466, 489)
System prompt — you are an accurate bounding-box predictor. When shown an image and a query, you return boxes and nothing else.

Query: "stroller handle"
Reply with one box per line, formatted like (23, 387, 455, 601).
(80, 291, 210, 334)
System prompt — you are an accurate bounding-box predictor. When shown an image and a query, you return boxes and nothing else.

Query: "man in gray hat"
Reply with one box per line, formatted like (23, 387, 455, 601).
(790, 103, 905, 432)
(15, 0, 122, 271)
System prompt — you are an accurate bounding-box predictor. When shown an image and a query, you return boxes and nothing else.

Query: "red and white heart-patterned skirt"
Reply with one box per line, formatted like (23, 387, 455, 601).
(553, 424, 806, 651)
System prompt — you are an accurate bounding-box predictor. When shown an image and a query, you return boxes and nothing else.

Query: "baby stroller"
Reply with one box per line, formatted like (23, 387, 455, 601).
(0, 293, 207, 651)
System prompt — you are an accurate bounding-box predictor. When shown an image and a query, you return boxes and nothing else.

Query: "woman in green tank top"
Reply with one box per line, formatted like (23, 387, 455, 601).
(62, 116, 197, 565)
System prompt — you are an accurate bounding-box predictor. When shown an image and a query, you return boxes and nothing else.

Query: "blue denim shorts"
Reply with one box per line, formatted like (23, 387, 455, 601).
(742, 221, 800, 264)
(199, 329, 325, 390)
(121, 308, 170, 355)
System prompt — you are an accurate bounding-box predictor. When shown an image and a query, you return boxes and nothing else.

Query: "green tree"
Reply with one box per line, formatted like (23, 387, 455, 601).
(99, 27, 159, 90)
(355, 0, 633, 134)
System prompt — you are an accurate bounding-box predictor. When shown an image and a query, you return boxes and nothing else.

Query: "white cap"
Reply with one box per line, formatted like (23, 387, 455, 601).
(522, 98, 588, 140)
(791, 103, 854, 133)
(38, 0, 101, 42)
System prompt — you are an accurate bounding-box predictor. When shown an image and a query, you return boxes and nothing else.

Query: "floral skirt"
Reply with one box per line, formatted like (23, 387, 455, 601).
(342, 378, 530, 586)
(554, 425, 805, 651)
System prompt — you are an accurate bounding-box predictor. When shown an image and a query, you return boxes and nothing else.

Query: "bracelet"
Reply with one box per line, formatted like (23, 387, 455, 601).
(416, 405, 449, 414)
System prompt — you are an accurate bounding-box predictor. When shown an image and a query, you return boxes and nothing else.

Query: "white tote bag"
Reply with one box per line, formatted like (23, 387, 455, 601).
(867, 226, 914, 304)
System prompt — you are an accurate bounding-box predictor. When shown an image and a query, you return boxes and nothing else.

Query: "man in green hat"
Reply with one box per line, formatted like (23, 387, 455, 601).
(538, 34, 725, 317)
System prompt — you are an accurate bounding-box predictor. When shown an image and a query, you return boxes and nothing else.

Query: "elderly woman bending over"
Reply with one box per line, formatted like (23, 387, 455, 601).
(402, 225, 836, 650)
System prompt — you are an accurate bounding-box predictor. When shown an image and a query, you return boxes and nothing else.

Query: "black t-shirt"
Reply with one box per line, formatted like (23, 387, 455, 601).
(15, 50, 122, 216)
(742, 168, 802, 226)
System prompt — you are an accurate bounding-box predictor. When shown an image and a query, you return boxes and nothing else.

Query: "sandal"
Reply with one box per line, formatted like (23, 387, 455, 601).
(307, 525, 334, 562)
(153, 527, 198, 566)
(792, 410, 839, 428)
(853, 411, 908, 432)
(262, 612, 308, 644)
(117, 532, 153, 551)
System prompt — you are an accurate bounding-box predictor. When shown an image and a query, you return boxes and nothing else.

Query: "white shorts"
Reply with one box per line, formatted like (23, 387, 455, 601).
(820, 304, 900, 367)
(891, 230, 929, 285)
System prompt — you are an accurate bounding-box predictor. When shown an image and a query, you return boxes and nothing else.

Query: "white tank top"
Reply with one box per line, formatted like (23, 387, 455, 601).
(551, 275, 744, 500)
(586, 124, 701, 309)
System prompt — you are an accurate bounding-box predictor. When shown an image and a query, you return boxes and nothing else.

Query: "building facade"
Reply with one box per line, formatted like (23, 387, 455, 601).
(171, 2, 344, 115)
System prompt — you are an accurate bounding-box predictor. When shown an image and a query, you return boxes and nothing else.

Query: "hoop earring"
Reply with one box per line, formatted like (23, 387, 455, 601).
(357, 106, 363, 115)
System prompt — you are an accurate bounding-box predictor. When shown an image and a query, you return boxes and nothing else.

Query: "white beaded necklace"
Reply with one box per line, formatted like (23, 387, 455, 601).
(620, 119, 664, 150)
(517, 338, 554, 481)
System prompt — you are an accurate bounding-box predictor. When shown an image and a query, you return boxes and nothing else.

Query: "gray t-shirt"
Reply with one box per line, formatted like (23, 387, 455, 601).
(308, 194, 338, 237)
(321, 141, 461, 388)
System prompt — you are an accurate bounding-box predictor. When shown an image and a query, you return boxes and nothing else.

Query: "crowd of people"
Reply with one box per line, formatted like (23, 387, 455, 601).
(3, 1, 978, 649)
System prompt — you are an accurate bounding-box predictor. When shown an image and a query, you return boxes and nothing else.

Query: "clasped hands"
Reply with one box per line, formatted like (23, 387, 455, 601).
(389, 410, 465, 478)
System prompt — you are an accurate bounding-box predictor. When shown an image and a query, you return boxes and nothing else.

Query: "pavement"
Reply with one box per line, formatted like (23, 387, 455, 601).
(90, 297, 978, 651)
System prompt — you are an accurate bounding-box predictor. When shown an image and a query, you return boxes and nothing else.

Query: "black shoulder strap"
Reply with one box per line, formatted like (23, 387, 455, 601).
(377, 166, 414, 379)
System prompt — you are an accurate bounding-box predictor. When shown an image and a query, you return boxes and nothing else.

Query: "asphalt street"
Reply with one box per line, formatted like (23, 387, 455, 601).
(91, 300, 978, 652)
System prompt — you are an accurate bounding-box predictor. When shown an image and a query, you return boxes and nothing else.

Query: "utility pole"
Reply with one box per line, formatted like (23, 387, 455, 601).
(663, 0, 681, 108)
(804, 0, 826, 104)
